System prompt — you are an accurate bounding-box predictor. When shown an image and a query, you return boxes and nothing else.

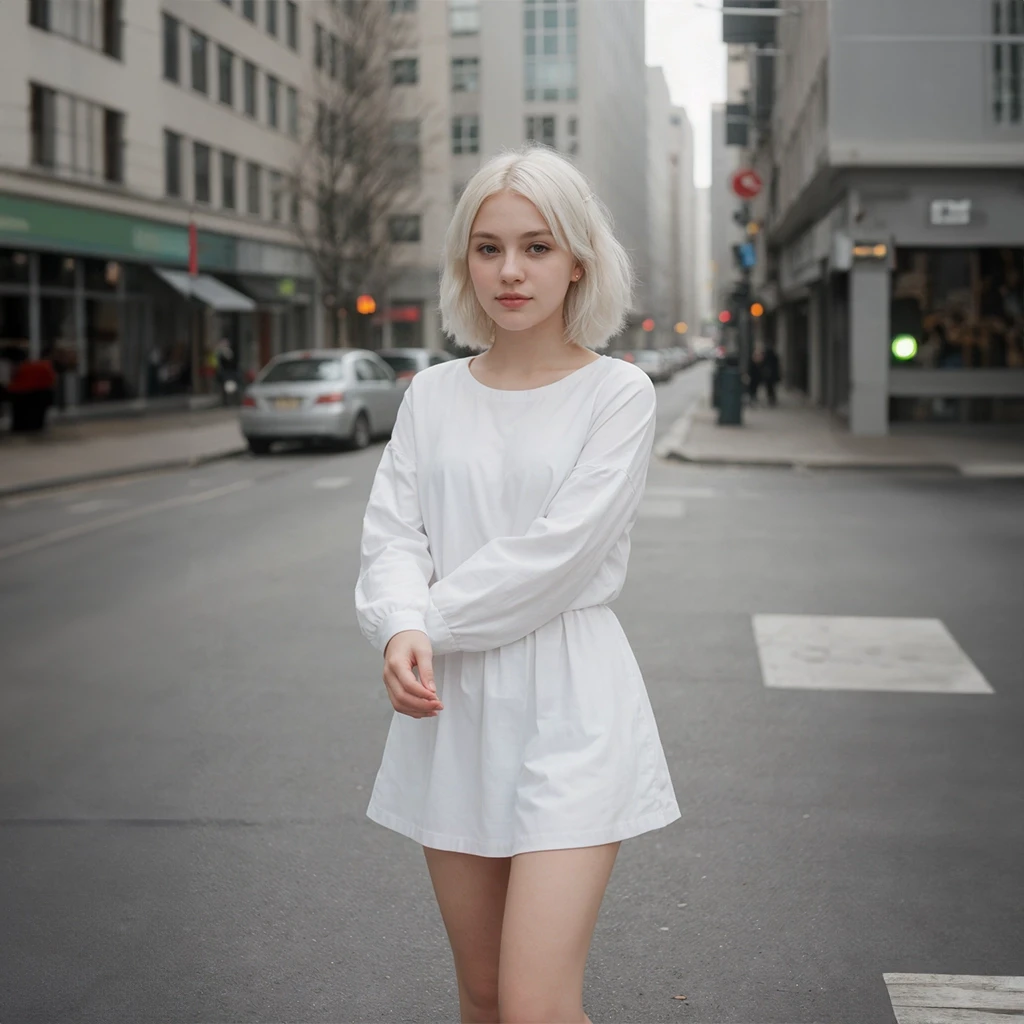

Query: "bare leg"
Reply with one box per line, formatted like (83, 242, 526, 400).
(498, 842, 620, 1024)
(423, 846, 512, 1023)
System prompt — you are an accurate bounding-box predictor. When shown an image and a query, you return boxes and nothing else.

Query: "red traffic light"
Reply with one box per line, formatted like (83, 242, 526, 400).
(718, 310, 732, 324)
(641, 318, 655, 332)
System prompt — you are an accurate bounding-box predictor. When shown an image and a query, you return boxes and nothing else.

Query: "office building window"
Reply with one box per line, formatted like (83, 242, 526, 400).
(390, 0, 417, 10)
(526, 114, 555, 148)
(162, 13, 179, 82)
(329, 33, 340, 79)
(242, 0, 255, 21)
(221, 152, 237, 210)
(286, 0, 299, 49)
(269, 170, 282, 221)
(992, 0, 1024, 124)
(191, 30, 208, 94)
(267, 74, 279, 127)
(164, 130, 182, 197)
(286, 85, 299, 137)
(567, 114, 578, 155)
(452, 56, 479, 92)
(391, 119, 421, 174)
(246, 162, 261, 215)
(28, 0, 122, 58)
(104, 108, 123, 183)
(452, 114, 479, 154)
(30, 83, 123, 184)
(194, 141, 211, 203)
(243, 61, 257, 117)
(449, 0, 479, 35)
(389, 215, 421, 243)
(218, 46, 234, 106)
(524, 0, 577, 101)
(266, 0, 278, 36)
(314, 23, 324, 69)
(290, 181, 300, 224)
(29, 84, 56, 170)
(391, 58, 418, 85)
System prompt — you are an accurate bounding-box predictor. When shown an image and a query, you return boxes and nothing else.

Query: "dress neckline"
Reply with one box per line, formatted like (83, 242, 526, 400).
(464, 353, 609, 399)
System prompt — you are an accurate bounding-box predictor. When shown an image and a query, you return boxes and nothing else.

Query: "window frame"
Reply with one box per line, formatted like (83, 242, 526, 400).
(164, 128, 182, 198)
(190, 29, 208, 95)
(193, 140, 211, 204)
(221, 151, 237, 210)
(218, 45, 234, 107)
(391, 57, 419, 85)
(162, 11, 179, 83)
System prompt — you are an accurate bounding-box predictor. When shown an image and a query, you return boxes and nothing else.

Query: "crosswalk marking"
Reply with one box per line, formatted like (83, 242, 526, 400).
(885, 974, 1024, 1021)
(753, 615, 994, 693)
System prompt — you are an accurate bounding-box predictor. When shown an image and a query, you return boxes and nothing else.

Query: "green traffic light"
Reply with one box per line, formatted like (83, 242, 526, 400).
(891, 335, 918, 361)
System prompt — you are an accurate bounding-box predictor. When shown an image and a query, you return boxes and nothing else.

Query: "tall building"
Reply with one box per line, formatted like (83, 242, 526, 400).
(0, 0, 323, 407)
(0, 0, 656, 411)
(725, 0, 1024, 435)
(668, 105, 698, 336)
(694, 186, 712, 330)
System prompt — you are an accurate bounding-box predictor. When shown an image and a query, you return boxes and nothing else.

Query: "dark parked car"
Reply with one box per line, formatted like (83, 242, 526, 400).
(377, 347, 454, 389)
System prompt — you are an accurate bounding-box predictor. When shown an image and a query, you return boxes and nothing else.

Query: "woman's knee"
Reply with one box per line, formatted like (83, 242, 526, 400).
(498, 992, 585, 1024)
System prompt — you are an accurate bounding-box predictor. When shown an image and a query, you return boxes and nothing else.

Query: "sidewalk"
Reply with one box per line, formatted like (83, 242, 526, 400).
(0, 408, 247, 497)
(661, 365, 1024, 474)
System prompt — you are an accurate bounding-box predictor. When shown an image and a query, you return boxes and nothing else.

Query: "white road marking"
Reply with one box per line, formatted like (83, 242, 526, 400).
(653, 403, 697, 459)
(313, 477, 353, 489)
(753, 615, 994, 694)
(959, 462, 1024, 478)
(884, 973, 1024, 1022)
(0, 479, 254, 562)
(66, 499, 127, 515)
(638, 498, 686, 518)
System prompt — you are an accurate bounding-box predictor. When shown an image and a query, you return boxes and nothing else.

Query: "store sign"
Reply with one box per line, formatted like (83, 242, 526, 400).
(930, 199, 971, 226)
(0, 194, 236, 269)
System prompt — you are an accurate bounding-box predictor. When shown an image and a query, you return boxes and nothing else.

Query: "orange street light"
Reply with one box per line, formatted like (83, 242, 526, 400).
(356, 294, 376, 315)
(750, 302, 765, 318)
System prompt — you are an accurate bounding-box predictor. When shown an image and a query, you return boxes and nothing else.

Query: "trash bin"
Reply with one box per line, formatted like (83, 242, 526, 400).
(717, 365, 743, 426)
(711, 359, 724, 408)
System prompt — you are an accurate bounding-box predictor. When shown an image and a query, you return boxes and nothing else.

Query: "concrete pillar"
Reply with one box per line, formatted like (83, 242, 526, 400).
(808, 287, 823, 405)
(849, 259, 889, 436)
(775, 304, 789, 384)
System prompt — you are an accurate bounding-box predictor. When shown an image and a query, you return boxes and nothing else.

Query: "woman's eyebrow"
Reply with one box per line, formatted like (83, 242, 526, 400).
(470, 230, 554, 241)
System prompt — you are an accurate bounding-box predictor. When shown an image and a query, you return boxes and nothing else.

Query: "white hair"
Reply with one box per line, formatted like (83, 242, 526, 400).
(438, 145, 634, 351)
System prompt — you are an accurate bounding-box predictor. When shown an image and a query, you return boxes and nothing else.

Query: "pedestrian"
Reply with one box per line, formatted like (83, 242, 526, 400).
(8, 346, 56, 432)
(355, 145, 680, 1024)
(747, 343, 764, 403)
(761, 344, 781, 406)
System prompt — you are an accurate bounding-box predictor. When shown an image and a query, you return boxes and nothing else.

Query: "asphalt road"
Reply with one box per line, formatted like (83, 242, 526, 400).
(1, 362, 1021, 1024)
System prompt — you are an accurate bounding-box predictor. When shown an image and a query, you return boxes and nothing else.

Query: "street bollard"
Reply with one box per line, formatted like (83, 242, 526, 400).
(717, 365, 743, 426)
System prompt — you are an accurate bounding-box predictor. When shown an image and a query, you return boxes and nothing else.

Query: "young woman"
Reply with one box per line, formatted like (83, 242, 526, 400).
(355, 145, 680, 1024)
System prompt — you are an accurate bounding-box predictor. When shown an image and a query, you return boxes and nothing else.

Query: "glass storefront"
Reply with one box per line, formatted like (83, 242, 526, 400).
(890, 247, 1024, 423)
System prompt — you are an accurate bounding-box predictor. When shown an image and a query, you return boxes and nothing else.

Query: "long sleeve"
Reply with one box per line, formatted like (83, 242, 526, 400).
(354, 382, 454, 655)
(422, 373, 656, 655)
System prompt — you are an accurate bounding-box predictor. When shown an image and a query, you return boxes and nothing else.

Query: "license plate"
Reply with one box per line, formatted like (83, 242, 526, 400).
(274, 397, 302, 410)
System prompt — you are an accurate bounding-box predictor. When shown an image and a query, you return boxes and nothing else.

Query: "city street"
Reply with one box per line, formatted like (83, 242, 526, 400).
(1, 364, 1022, 1024)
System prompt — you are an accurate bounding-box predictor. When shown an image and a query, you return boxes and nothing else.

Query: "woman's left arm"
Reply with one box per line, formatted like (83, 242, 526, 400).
(422, 373, 656, 655)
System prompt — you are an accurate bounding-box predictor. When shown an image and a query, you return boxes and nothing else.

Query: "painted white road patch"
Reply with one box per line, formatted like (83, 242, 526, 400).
(314, 477, 352, 490)
(753, 615, 994, 694)
(884, 973, 1024, 1021)
(66, 499, 127, 515)
(637, 498, 686, 518)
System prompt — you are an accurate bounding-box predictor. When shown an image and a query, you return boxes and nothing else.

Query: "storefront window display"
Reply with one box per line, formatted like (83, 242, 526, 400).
(891, 248, 1024, 370)
(890, 247, 1024, 423)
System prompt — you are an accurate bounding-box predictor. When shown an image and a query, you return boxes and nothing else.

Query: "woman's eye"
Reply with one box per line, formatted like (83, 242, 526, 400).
(479, 244, 498, 255)
(528, 244, 550, 254)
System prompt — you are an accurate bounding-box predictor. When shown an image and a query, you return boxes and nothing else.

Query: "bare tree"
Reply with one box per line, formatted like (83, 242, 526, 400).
(291, 0, 424, 349)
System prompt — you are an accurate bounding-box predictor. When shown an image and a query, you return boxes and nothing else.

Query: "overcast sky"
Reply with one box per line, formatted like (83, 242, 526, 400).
(645, 0, 727, 190)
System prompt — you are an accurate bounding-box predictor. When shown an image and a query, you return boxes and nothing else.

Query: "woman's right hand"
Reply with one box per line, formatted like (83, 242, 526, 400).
(383, 630, 443, 719)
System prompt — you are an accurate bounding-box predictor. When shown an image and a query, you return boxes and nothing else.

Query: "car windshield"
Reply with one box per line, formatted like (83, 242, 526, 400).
(259, 359, 345, 383)
(379, 354, 420, 373)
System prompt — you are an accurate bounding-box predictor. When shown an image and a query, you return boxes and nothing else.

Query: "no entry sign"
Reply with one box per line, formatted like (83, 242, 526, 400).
(731, 168, 763, 199)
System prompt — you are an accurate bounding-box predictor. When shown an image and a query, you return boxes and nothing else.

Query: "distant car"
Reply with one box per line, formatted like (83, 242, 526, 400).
(239, 348, 402, 454)
(614, 348, 673, 383)
(377, 347, 454, 388)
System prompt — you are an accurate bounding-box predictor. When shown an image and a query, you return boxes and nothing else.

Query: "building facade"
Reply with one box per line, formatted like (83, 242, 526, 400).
(726, 0, 1024, 435)
(0, 0, 326, 407)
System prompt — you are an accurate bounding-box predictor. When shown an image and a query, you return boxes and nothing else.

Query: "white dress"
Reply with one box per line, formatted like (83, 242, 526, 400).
(354, 354, 681, 857)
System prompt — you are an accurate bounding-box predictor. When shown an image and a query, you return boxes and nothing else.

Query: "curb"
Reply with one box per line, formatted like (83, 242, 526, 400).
(660, 450, 964, 472)
(0, 445, 248, 500)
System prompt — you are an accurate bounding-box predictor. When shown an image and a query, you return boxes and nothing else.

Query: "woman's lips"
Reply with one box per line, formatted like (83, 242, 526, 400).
(498, 297, 530, 308)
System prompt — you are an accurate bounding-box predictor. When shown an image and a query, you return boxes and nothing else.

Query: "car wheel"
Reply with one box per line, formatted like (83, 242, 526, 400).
(247, 438, 272, 455)
(350, 412, 371, 450)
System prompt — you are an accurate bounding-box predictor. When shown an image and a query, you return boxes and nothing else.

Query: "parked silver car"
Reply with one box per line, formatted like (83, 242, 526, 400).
(239, 349, 403, 454)
(377, 347, 454, 389)
(613, 349, 673, 383)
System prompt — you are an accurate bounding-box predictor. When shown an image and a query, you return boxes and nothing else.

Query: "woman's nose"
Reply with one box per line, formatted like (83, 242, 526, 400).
(500, 257, 523, 281)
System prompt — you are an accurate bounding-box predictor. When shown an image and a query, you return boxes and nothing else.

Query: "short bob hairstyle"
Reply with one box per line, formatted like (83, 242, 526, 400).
(439, 145, 634, 351)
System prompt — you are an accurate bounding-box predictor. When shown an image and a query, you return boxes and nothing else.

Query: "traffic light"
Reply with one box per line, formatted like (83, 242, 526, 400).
(642, 318, 655, 332)
(356, 294, 376, 315)
(718, 310, 732, 324)
(750, 302, 764, 318)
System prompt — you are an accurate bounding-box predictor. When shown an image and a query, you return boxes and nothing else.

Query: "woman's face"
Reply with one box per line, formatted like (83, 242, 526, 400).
(467, 190, 581, 338)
